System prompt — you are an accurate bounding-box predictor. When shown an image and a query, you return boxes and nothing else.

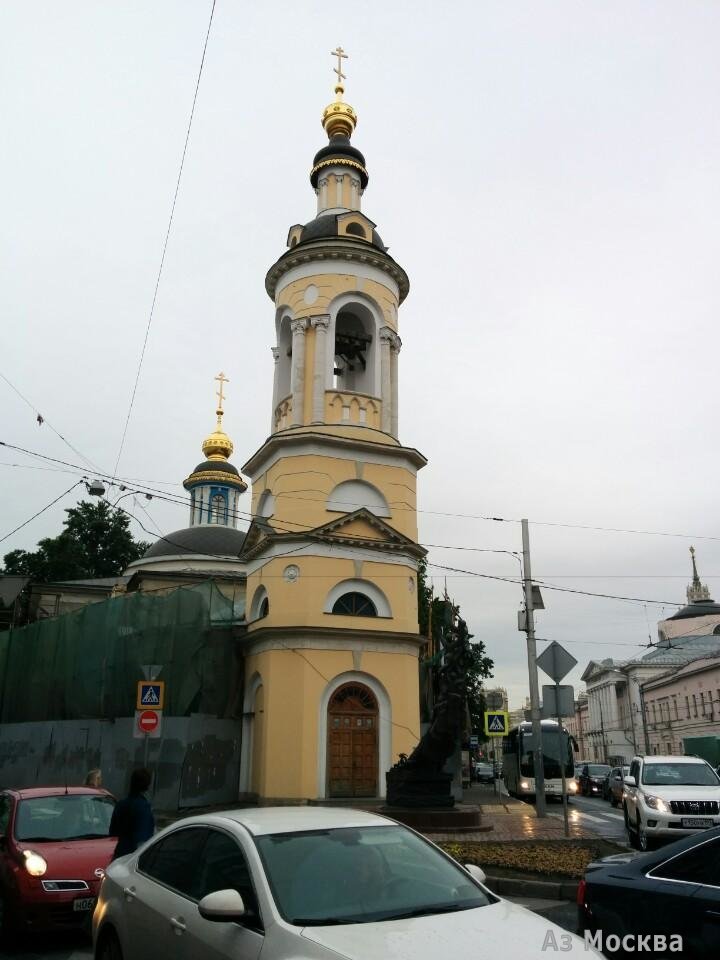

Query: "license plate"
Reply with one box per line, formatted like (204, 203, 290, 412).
(681, 817, 713, 828)
(73, 897, 96, 912)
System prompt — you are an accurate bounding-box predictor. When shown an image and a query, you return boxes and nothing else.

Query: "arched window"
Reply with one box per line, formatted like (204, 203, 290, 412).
(250, 585, 269, 621)
(324, 578, 391, 617)
(345, 222, 367, 239)
(333, 302, 376, 394)
(331, 592, 377, 617)
(210, 492, 227, 524)
(257, 489, 275, 518)
(326, 479, 390, 517)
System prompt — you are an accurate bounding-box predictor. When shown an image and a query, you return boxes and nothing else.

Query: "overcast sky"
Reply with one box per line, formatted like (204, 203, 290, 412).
(2, 1, 719, 708)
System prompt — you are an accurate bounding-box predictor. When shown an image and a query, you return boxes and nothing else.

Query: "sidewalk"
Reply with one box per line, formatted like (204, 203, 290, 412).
(426, 782, 597, 842)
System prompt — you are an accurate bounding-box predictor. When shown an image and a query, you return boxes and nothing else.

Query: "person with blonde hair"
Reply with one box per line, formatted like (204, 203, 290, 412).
(85, 769, 102, 788)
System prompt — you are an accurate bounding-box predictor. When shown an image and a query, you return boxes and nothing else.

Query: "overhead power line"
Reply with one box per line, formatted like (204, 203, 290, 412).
(0, 370, 102, 474)
(112, 0, 217, 480)
(0, 481, 84, 545)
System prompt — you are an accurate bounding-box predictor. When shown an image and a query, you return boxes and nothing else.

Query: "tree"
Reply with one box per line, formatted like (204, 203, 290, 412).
(416, 557, 494, 734)
(2, 500, 150, 582)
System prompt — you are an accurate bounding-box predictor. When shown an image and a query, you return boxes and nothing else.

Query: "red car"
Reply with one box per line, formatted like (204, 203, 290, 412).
(0, 786, 116, 938)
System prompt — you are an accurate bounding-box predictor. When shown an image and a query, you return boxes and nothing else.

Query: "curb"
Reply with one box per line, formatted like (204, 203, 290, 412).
(483, 873, 578, 901)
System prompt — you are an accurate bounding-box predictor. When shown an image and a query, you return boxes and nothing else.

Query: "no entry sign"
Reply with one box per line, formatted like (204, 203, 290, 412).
(134, 708, 162, 739)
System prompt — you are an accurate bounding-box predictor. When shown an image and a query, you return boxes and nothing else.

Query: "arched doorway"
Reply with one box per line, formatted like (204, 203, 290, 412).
(327, 682, 379, 797)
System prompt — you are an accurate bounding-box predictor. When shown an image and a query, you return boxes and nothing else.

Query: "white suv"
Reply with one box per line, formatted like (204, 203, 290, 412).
(623, 755, 720, 851)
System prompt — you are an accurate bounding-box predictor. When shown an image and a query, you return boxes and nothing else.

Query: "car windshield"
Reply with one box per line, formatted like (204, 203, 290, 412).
(254, 825, 493, 925)
(642, 763, 720, 787)
(14, 794, 115, 842)
(588, 765, 610, 776)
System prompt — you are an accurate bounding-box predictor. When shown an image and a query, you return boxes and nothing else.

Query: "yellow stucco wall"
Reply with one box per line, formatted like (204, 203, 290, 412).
(243, 646, 420, 800)
(251, 452, 418, 540)
(246, 554, 419, 634)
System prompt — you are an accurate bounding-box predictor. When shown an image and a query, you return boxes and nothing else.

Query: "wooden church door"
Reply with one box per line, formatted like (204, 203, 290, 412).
(327, 683, 379, 798)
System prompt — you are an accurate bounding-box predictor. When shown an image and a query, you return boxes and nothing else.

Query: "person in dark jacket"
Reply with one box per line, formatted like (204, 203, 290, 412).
(109, 767, 155, 859)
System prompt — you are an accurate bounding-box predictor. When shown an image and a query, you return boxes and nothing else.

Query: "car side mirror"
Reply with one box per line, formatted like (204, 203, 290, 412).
(624, 775, 636, 787)
(198, 889, 246, 923)
(464, 863, 486, 884)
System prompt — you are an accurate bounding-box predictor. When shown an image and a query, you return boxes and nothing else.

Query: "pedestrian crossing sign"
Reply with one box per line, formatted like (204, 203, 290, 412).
(136, 680, 165, 711)
(484, 710, 509, 737)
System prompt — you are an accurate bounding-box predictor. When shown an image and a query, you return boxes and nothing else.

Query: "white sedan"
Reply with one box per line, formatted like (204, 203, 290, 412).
(93, 807, 599, 959)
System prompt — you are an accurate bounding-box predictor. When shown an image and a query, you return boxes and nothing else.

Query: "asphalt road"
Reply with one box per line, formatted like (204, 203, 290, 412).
(546, 792, 629, 844)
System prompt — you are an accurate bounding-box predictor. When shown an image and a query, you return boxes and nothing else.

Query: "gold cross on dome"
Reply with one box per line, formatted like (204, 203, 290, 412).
(331, 46, 348, 85)
(215, 371, 229, 413)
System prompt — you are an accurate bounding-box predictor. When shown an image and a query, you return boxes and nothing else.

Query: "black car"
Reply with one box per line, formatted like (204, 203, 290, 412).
(578, 763, 611, 797)
(578, 825, 720, 957)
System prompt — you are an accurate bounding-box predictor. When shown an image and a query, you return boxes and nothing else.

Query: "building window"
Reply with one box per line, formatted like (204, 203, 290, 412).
(345, 221, 367, 239)
(708, 691, 713, 718)
(692, 695, 698, 718)
(666, 742, 673, 755)
(210, 492, 227, 524)
(331, 592, 377, 617)
(685, 696, 690, 719)
(672, 697, 678, 720)
(259, 596, 269, 619)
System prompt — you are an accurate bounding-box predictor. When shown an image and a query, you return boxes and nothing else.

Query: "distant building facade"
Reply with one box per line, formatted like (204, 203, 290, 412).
(581, 550, 720, 763)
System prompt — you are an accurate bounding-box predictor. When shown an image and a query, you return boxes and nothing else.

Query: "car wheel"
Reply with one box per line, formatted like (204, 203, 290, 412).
(624, 805, 639, 849)
(637, 815, 652, 852)
(96, 929, 124, 960)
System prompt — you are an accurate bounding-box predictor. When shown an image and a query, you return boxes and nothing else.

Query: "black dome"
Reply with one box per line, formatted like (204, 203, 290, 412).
(299, 214, 385, 251)
(668, 600, 720, 621)
(143, 526, 247, 560)
(191, 460, 240, 477)
(311, 135, 368, 188)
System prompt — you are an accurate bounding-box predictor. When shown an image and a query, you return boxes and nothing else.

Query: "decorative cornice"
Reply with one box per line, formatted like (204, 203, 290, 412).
(310, 157, 367, 180)
(290, 317, 308, 335)
(183, 471, 248, 491)
(271, 346, 280, 362)
(242, 428, 427, 478)
(265, 240, 410, 304)
(239, 623, 424, 653)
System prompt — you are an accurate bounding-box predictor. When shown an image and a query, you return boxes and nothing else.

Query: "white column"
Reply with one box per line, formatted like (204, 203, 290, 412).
(379, 327, 393, 433)
(310, 315, 330, 423)
(390, 332, 401, 438)
(270, 346, 280, 432)
(290, 318, 308, 426)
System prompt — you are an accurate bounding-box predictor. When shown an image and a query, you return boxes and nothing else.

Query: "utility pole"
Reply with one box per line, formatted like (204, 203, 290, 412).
(638, 681, 650, 754)
(521, 519, 546, 817)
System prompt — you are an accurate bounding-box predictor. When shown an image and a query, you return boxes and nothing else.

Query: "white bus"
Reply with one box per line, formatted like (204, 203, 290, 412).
(502, 719, 578, 800)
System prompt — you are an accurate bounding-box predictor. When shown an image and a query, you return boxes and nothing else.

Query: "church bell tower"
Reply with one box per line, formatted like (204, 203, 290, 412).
(240, 50, 426, 803)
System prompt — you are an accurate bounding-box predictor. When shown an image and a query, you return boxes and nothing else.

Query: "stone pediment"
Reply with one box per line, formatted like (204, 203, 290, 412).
(241, 508, 425, 562)
(309, 508, 422, 554)
(240, 519, 274, 558)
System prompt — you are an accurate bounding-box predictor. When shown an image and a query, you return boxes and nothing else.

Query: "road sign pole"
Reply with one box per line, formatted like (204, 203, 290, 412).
(522, 519, 546, 817)
(557, 682, 569, 837)
(143, 732, 149, 768)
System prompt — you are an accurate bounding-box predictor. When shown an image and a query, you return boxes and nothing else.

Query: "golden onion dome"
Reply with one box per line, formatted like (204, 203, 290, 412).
(322, 83, 357, 139)
(202, 422, 234, 461)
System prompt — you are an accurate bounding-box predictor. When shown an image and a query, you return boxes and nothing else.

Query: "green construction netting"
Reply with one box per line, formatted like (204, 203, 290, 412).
(0, 581, 243, 723)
